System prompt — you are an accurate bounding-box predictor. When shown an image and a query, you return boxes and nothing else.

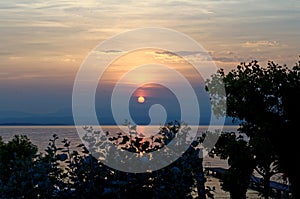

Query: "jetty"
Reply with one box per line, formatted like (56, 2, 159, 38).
(205, 167, 291, 198)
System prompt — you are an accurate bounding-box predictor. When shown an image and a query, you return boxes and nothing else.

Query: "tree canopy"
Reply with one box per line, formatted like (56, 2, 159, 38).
(206, 59, 300, 198)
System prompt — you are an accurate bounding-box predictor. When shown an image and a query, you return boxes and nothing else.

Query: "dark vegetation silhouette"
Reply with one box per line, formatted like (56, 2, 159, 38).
(0, 122, 209, 199)
(206, 131, 280, 199)
(206, 59, 300, 199)
(207, 132, 255, 199)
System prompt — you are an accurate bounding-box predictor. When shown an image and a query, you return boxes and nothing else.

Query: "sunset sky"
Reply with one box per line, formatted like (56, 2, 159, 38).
(0, 0, 299, 124)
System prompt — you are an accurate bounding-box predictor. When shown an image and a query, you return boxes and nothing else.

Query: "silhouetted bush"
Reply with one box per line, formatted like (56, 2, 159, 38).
(0, 122, 207, 198)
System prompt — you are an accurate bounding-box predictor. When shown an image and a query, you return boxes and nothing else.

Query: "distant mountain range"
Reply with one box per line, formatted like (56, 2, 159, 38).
(0, 109, 239, 126)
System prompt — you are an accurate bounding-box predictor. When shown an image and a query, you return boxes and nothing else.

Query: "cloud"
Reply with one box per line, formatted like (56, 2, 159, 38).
(243, 40, 280, 48)
(146, 51, 186, 64)
(104, 50, 124, 54)
(144, 51, 177, 63)
(212, 56, 238, 63)
(147, 50, 210, 62)
(176, 51, 209, 56)
(93, 50, 126, 55)
(154, 51, 176, 56)
(210, 51, 255, 64)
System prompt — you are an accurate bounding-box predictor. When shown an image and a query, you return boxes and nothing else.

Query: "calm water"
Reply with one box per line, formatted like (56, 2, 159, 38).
(0, 125, 237, 167)
(0, 125, 238, 152)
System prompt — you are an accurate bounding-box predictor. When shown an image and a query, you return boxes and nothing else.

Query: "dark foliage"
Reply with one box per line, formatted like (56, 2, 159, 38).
(209, 132, 255, 199)
(0, 122, 208, 199)
(206, 59, 300, 198)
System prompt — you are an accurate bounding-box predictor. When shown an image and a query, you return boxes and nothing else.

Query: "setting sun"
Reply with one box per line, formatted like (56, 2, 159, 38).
(138, 96, 145, 103)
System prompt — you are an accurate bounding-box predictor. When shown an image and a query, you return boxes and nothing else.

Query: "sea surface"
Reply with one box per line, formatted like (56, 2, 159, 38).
(0, 125, 238, 154)
(0, 125, 238, 167)
(0, 125, 238, 169)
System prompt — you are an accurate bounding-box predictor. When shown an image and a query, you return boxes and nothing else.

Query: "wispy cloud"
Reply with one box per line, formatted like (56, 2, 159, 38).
(145, 51, 184, 64)
(212, 57, 238, 63)
(93, 50, 125, 55)
(243, 40, 280, 48)
(145, 50, 211, 64)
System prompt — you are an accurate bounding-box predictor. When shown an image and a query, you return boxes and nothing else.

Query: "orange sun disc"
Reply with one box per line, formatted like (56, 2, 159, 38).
(138, 96, 145, 103)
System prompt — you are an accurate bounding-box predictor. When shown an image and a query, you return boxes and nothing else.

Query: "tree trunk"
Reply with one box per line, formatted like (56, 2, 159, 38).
(194, 149, 206, 199)
(263, 172, 271, 199)
(230, 189, 247, 199)
(290, 175, 298, 199)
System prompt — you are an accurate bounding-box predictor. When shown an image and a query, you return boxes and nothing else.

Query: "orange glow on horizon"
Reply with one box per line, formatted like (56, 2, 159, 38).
(99, 49, 203, 86)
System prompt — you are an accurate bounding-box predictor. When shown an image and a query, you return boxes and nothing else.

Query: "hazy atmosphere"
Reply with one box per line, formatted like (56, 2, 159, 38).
(1, 0, 299, 124)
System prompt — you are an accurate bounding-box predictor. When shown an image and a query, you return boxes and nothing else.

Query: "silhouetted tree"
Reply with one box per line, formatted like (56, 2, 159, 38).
(209, 132, 255, 199)
(249, 129, 279, 198)
(0, 135, 38, 197)
(206, 59, 300, 198)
